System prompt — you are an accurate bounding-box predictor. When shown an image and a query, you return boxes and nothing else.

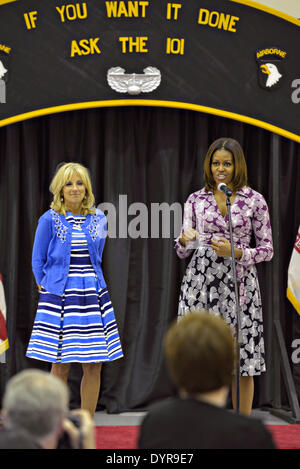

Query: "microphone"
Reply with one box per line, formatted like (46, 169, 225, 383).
(217, 183, 233, 197)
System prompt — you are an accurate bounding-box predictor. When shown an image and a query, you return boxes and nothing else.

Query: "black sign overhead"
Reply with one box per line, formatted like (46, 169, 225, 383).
(0, 0, 300, 142)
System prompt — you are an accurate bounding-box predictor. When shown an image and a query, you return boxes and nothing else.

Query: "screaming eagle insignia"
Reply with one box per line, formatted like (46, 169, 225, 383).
(107, 66, 161, 95)
(0, 42, 11, 103)
(256, 47, 287, 90)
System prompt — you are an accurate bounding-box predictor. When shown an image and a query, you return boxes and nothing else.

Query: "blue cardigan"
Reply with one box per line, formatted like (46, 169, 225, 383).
(32, 208, 107, 296)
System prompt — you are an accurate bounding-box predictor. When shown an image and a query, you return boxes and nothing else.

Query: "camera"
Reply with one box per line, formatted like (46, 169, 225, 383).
(57, 413, 83, 449)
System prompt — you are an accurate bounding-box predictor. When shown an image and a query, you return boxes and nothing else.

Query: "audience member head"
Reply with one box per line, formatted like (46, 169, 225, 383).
(164, 312, 235, 400)
(2, 369, 69, 449)
(0, 428, 41, 449)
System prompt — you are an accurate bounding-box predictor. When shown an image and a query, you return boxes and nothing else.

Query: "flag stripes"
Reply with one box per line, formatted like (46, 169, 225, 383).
(287, 226, 300, 315)
(0, 273, 8, 355)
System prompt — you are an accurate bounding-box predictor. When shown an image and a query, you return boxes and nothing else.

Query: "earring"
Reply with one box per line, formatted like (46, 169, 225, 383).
(61, 196, 64, 202)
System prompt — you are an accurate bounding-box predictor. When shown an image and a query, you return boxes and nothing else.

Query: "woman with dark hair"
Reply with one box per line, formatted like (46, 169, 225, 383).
(175, 138, 273, 416)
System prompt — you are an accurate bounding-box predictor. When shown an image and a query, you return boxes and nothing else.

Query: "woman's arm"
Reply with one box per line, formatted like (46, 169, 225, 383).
(237, 193, 274, 267)
(32, 214, 52, 285)
(175, 194, 198, 259)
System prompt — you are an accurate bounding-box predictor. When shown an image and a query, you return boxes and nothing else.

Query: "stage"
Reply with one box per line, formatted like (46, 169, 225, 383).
(92, 408, 300, 449)
(94, 408, 288, 427)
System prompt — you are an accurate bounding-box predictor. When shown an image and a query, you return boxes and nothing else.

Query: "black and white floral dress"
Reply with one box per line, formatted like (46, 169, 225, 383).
(175, 187, 273, 376)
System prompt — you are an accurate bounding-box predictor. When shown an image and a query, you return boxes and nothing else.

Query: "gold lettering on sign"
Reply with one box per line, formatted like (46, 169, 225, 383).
(166, 3, 182, 20)
(105, 1, 149, 18)
(198, 8, 239, 32)
(24, 11, 38, 29)
(0, 44, 11, 54)
(118, 36, 148, 53)
(256, 48, 286, 59)
(166, 38, 185, 55)
(56, 3, 88, 22)
(70, 38, 101, 57)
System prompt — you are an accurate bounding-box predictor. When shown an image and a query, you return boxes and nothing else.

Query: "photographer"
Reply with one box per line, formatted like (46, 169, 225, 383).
(0, 369, 95, 449)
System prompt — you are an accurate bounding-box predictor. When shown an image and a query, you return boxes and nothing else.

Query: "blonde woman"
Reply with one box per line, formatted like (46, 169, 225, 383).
(26, 163, 123, 416)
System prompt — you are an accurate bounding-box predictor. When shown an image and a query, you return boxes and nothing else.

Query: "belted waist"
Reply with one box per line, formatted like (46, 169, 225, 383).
(197, 232, 251, 247)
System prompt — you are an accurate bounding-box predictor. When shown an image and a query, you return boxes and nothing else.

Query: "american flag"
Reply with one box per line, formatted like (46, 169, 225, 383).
(0, 273, 8, 356)
(287, 226, 300, 315)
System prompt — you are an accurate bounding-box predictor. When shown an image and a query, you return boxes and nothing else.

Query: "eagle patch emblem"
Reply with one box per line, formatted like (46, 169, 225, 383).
(0, 43, 11, 103)
(256, 47, 287, 90)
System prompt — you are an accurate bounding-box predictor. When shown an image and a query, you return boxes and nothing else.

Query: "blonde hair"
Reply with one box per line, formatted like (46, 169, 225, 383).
(50, 162, 95, 216)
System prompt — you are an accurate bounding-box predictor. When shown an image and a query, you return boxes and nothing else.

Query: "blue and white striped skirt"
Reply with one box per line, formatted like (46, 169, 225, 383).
(26, 246, 123, 363)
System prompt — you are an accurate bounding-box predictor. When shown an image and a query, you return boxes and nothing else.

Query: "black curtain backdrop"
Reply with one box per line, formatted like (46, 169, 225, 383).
(0, 107, 299, 412)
